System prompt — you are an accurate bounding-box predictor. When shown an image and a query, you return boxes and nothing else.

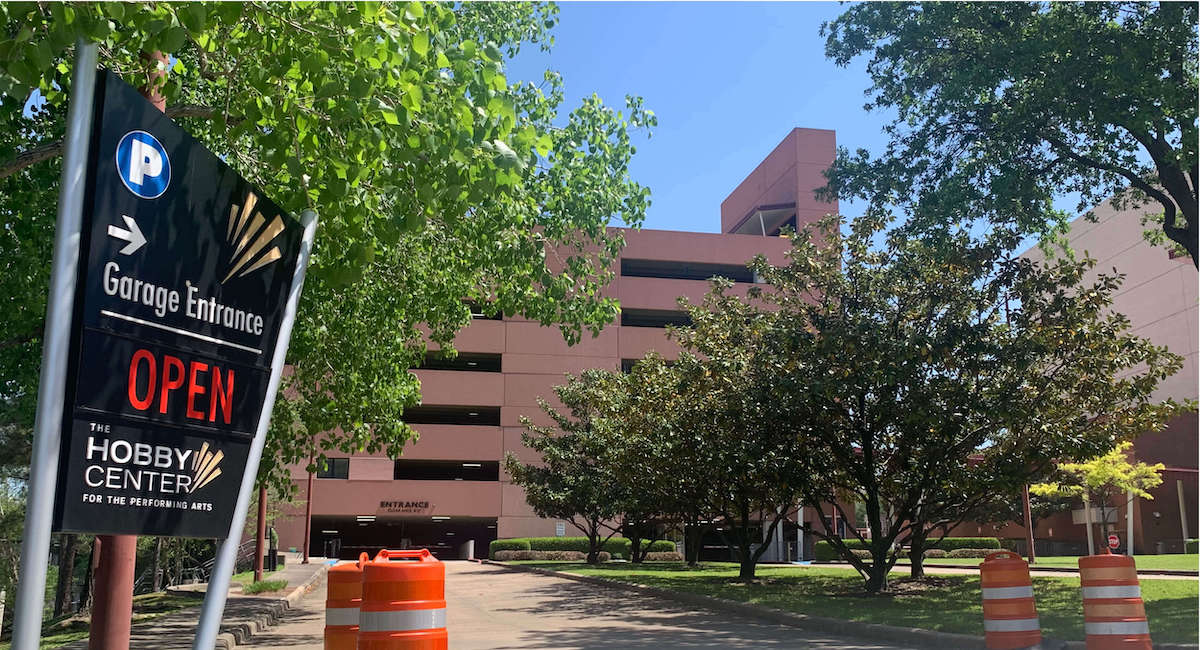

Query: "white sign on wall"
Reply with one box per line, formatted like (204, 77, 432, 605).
(555, 522, 565, 537)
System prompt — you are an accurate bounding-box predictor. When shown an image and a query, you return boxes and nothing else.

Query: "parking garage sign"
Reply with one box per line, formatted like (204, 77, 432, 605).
(51, 70, 305, 537)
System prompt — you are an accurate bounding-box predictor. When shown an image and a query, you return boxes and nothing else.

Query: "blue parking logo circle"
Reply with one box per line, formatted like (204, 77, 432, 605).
(115, 131, 171, 199)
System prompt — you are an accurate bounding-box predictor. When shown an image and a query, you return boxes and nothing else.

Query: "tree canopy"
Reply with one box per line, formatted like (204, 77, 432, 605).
(822, 2, 1199, 264)
(0, 2, 655, 495)
(749, 216, 1185, 592)
(1031, 440, 1165, 543)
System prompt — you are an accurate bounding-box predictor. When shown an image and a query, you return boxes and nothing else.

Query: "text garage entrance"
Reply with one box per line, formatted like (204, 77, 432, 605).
(311, 515, 497, 560)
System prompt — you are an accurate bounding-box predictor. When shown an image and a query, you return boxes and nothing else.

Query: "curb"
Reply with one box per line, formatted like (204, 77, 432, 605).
(483, 560, 1197, 650)
(214, 564, 327, 650)
(884, 561, 1199, 578)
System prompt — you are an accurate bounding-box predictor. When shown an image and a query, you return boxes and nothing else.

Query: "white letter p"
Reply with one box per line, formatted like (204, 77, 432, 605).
(127, 139, 163, 186)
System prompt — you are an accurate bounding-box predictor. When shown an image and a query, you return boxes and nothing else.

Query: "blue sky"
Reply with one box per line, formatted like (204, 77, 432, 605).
(506, 2, 890, 233)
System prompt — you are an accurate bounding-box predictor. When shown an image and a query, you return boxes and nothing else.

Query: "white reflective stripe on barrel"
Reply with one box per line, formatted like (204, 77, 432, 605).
(981, 586, 1034, 600)
(1082, 585, 1141, 599)
(325, 607, 359, 627)
(359, 608, 447, 632)
(1085, 620, 1150, 636)
(983, 618, 1041, 632)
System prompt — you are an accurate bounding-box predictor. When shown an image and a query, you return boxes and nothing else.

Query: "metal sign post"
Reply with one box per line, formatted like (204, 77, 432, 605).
(11, 40, 97, 650)
(192, 208, 318, 650)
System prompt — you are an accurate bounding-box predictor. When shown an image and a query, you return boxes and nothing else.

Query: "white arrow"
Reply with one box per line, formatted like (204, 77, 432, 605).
(107, 215, 146, 255)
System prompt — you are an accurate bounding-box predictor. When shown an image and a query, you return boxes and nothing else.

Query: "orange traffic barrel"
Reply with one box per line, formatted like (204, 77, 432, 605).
(359, 549, 447, 650)
(1079, 549, 1151, 649)
(325, 553, 369, 650)
(979, 551, 1042, 649)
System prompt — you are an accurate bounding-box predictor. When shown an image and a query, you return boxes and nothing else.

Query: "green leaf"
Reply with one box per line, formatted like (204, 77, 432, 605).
(158, 26, 188, 53)
(412, 32, 429, 57)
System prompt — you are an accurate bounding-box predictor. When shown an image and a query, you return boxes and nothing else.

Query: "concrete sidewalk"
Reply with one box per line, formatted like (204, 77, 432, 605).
(59, 554, 328, 650)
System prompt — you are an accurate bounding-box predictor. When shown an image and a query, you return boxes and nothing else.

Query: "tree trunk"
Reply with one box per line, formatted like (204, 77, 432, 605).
(629, 536, 643, 563)
(908, 529, 927, 579)
(151, 537, 163, 591)
(53, 534, 78, 616)
(77, 537, 99, 613)
(865, 544, 892, 593)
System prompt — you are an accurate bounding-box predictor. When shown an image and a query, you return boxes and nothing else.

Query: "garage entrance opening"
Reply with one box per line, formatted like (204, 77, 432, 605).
(311, 516, 497, 560)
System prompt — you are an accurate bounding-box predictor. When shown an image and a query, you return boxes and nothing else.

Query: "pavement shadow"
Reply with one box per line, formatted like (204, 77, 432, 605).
(484, 575, 907, 649)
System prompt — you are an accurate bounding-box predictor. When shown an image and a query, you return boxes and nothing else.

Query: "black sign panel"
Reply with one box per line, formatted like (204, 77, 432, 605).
(52, 71, 303, 537)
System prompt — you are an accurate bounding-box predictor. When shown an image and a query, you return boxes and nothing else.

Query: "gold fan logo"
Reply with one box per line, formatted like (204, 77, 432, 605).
(191, 441, 224, 492)
(223, 191, 285, 283)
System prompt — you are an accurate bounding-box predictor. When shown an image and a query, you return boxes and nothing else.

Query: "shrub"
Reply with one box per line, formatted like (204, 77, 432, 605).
(850, 549, 874, 559)
(927, 537, 1001, 551)
(1186, 539, 1198, 554)
(641, 540, 677, 553)
(813, 540, 871, 561)
(492, 550, 612, 562)
(489, 539, 531, 558)
(947, 548, 998, 558)
(644, 551, 684, 562)
(923, 549, 948, 558)
(525, 537, 631, 554)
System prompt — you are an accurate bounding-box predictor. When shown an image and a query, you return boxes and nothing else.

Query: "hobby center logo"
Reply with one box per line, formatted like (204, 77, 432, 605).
(84, 435, 225, 497)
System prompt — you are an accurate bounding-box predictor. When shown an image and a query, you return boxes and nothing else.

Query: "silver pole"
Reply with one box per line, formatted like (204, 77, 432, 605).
(11, 40, 97, 650)
(192, 209, 318, 649)
(1127, 490, 1135, 557)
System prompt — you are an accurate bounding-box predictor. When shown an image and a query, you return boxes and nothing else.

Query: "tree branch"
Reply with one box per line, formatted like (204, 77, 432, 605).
(0, 105, 241, 180)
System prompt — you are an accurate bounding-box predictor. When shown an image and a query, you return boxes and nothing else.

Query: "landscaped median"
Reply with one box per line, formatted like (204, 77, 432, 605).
(498, 561, 1199, 646)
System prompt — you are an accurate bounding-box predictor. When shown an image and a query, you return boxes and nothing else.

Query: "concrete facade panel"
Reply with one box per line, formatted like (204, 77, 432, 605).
(500, 483, 540, 519)
(502, 405, 555, 429)
(431, 319, 505, 354)
(721, 128, 836, 233)
(310, 479, 500, 518)
(350, 458, 394, 481)
(504, 373, 574, 408)
(406, 425, 503, 460)
(503, 353, 621, 376)
(620, 228, 793, 267)
(618, 326, 678, 361)
(413, 369, 504, 406)
(498, 515, 563, 539)
(503, 321, 618, 357)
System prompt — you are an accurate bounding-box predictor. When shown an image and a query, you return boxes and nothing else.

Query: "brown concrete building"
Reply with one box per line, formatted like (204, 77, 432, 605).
(1002, 202, 1198, 555)
(275, 128, 836, 559)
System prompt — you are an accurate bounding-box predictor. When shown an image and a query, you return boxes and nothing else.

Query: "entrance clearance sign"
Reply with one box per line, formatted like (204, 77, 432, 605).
(51, 70, 304, 538)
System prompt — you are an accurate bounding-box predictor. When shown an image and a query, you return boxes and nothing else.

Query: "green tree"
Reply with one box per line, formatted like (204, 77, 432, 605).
(504, 369, 626, 564)
(613, 353, 720, 566)
(1031, 440, 1165, 544)
(670, 284, 810, 580)
(0, 2, 654, 501)
(822, 2, 1199, 264)
(751, 216, 1185, 592)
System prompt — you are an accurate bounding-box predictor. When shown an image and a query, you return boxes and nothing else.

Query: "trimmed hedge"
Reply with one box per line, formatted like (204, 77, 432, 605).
(813, 540, 870, 561)
(643, 551, 684, 562)
(490, 537, 673, 559)
(498, 550, 611, 562)
(489, 539, 531, 557)
(1186, 539, 1198, 554)
(947, 548, 998, 558)
(814, 537, 1001, 561)
(923, 549, 948, 558)
(927, 537, 1001, 551)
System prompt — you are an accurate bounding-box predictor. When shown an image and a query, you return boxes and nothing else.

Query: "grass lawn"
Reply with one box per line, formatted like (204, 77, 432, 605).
(0, 592, 198, 650)
(892, 554, 1199, 572)
(514, 561, 1199, 644)
(230, 569, 280, 584)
